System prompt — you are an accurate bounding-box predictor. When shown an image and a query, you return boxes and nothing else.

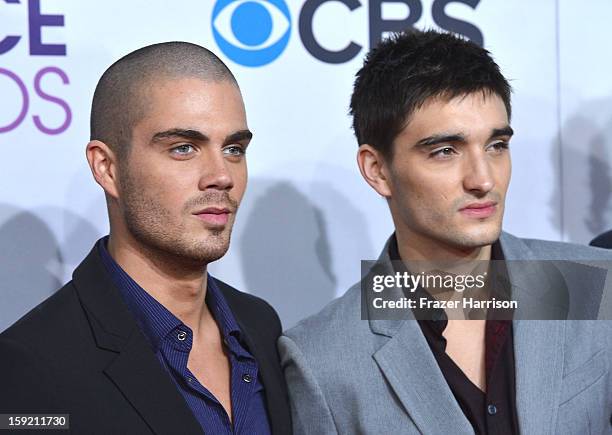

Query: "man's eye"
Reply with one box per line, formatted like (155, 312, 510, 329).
(430, 147, 456, 158)
(171, 144, 195, 155)
(223, 145, 246, 157)
(488, 141, 509, 152)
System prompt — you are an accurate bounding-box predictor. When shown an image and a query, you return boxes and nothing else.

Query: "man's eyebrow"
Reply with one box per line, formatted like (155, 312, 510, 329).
(414, 126, 514, 149)
(223, 130, 253, 145)
(151, 129, 209, 143)
(414, 133, 466, 148)
(490, 126, 514, 139)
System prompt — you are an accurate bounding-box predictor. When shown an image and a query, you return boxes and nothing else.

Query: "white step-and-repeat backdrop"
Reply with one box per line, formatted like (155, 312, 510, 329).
(1, 0, 611, 331)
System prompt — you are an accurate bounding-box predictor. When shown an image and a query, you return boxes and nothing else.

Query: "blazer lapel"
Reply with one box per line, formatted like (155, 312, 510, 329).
(73, 245, 203, 435)
(104, 329, 204, 435)
(513, 321, 564, 434)
(366, 239, 473, 435)
(371, 319, 474, 435)
(499, 232, 565, 434)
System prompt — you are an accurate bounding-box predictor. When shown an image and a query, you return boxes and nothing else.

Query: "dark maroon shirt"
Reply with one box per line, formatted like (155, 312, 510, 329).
(388, 236, 519, 435)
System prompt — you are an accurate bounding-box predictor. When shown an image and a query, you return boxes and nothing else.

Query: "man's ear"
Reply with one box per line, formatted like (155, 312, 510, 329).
(86, 140, 121, 200)
(357, 144, 392, 198)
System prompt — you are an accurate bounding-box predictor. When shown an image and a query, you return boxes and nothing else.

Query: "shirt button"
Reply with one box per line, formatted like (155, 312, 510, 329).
(242, 374, 252, 383)
(487, 404, 497, 416)
(177, 331, 187, 341)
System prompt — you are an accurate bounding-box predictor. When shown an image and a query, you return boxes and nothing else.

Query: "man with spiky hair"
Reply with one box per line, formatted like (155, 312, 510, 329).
(0, 42, 290, 435)
(279, 29, 612, 434)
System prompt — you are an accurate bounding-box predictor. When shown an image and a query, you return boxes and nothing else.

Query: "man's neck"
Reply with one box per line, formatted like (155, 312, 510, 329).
(396, 230, 492, 275)
(107, 233, 211, 333)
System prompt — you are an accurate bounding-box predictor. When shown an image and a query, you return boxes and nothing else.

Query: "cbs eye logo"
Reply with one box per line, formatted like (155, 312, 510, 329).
(212, 0, 291, 67)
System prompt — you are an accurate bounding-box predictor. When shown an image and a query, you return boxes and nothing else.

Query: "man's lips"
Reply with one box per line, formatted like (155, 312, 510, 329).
(192, 207, 232, 226)
(459, 201, 497, 218)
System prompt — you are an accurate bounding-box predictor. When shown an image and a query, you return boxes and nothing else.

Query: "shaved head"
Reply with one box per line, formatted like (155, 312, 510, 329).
(90, 41, 237, 159)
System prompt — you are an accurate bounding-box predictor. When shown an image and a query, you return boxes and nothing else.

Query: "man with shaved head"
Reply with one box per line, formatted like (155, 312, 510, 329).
(0, 42, 291, 435)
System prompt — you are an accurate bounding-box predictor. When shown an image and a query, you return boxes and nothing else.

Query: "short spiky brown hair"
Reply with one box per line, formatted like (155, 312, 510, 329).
(350, 29, 512, 159)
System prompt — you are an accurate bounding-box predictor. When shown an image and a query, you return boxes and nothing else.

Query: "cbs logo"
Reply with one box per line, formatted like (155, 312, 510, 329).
(212, 0, 484, 68)
(212, 0, 291, 67)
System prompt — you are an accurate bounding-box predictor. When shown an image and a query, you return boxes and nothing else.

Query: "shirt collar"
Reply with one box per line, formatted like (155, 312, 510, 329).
(207, 277, 252, 359)
(386, 233, 510, 323)
(97, 236, 249, 357)
(205, 274, 241, 340)
(97, 237, 182, 351)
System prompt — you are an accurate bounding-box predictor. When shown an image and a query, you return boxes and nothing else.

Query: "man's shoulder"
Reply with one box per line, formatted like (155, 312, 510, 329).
(284, 283, 366, 351)
(0, 280, 86, 390)
(501, 231, 612, 261)
(280, 283, 386, 385)
(0, 281, 81, 345)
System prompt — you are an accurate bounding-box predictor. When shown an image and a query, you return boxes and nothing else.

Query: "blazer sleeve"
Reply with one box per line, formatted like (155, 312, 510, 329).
(277, 335, 338, 435)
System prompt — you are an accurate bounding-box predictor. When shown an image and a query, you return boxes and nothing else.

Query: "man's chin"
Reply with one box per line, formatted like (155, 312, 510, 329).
(148, 232, 232, 266)
(451, 226, 502, 250)
(183, 237, 231, 265)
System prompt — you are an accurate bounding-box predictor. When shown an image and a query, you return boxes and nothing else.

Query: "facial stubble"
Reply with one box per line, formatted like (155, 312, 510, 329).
(120, 168, 239, 266)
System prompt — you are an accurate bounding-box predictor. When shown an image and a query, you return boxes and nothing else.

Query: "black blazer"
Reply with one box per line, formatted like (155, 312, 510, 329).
(591, 230, 612, 249)
(0, 244, 291, 435)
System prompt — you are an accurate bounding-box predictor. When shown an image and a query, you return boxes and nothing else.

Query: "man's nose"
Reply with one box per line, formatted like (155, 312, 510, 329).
(198, 149, 234, 191)
(463, 151, 494, 195)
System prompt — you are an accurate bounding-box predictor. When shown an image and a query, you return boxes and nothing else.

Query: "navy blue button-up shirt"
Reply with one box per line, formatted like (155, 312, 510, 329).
(98, 238, 271, 435)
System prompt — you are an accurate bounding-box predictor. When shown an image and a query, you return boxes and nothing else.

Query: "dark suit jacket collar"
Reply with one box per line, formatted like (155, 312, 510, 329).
(73, 242, 290, 435)
(72, 244, 205, 435)
(218, 280, 291, 435)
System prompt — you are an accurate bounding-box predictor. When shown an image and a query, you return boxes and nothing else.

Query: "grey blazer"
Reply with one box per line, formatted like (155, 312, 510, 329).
(279, 232, 612, 434)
